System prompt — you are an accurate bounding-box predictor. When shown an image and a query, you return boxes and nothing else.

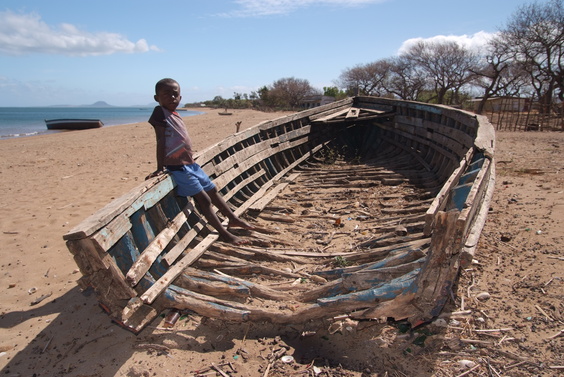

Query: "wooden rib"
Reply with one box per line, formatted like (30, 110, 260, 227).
(341, 258, 425, 291)
(216, 264, 301, 279)
(141, 145, 323, 305)
(355, 232, 427, 249)
(162, 218, 207, 266)
(221, 168, 267, 202)
(347, 238, 430, 261)
(174, 272, 251, 298)
(125, 205, 193, 286)
(316, 269, 418, 305)
(176, 269, 288, 301)
(248, 173, 300, 213)
(312, 248, 426, 280)
(310, 108, 351, 123)
(355, 210, 461, 323)
(140, 232, 220, 304)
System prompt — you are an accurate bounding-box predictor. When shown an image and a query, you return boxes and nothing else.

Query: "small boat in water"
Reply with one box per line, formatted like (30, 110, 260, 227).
(45, 118, 103, 130)
(63, 96, 495, 333)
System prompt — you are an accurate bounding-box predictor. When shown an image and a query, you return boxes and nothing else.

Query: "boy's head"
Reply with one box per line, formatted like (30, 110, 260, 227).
(154, 78, 182, 112)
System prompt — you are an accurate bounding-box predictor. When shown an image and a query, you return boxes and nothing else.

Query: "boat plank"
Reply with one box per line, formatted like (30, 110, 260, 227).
(125, 205, 192, 286)
(424, 148, 473, 235)
(64, 175, 174, 240)
(455, 158, 492, 239)
(162, 218, 207, 266)
(461, 164, 495, 266)
(248, 173, 300, 213)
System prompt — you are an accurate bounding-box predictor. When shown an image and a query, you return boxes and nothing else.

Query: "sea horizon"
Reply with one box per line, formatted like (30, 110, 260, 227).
(0, 106, 202, 139)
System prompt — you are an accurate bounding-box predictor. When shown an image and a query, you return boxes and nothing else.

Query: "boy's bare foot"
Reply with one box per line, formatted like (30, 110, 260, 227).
(221, 232, 251, 245)
(227, 217, 255, 230)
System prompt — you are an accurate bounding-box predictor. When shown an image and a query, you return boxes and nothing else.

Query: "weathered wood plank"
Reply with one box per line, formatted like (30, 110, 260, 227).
(140, 233, 219, 304)
(64, 175, 174, 240)
(90, 213, 132, 253)
(342, 258, 425, 291)
(212, 137, 315, 190)
(313, 248, 426, 278)
(460, 163, 495, 267)
(317, 269, 419, 305)
(424, 148, 473, 235)
(248, 173, 301, 213)
(309, 108, 351, 123)
(177, 268, 289, 301)
(162, 218, 207, 266)
(355, 210, 461, 324)
(125, 205, 192, 286)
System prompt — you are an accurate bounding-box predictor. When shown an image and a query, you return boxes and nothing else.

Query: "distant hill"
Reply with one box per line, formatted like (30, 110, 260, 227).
(85, 101, 113, 107)
(49, 101, 157, 108)
(49, 101, 114, 108)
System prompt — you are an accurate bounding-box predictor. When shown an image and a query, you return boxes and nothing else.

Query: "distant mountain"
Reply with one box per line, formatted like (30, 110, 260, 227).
(85, 101, 113, 107)
(49, 101, 155, 108)
(49, 101, 114, 108)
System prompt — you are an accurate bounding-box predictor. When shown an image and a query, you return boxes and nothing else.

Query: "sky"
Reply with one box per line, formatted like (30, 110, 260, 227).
(0, 0, 544, 107)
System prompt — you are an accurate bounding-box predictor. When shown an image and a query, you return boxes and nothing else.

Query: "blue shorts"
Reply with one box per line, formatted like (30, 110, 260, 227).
(167, 163, 215, 197)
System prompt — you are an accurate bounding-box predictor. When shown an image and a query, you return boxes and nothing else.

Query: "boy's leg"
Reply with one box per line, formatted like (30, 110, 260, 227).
(192, 190, 248, 244)
(205, 187, 254, 229)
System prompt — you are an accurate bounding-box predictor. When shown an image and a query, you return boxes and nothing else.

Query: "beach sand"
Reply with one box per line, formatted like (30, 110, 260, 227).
(0, 109, 562, 376)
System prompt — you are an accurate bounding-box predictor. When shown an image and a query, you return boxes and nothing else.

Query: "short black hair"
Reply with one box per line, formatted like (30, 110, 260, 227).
(155, 78, 179, 94)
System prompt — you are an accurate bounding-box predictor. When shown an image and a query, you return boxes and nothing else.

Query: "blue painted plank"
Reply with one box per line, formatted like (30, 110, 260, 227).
(314, 247, 424, 278)
(450, 183, 473, 210)
(167, 284, 252, 321)
(317, 269, 419, 305)
(108, 231, 140, 274)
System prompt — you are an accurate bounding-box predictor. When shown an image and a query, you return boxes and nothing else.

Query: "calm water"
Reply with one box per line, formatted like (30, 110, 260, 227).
(0, 107, 201, 139)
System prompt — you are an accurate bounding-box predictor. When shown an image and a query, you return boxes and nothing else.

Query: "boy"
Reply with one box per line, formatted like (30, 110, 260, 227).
(146, 78, 252, 245)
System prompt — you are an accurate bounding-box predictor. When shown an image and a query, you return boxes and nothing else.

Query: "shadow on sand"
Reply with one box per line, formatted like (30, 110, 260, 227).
(1, 286, 443, 376)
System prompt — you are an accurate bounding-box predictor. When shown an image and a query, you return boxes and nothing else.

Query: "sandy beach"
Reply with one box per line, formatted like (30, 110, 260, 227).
(0, 109, 562, 376)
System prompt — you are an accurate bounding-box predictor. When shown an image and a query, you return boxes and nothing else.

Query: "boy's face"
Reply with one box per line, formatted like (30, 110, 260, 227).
(154, 82, 182, 112)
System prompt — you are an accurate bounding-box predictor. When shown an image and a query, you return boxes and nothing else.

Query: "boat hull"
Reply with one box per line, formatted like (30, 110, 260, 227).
(63, 97, 495, 333)
(45, 119, 103, 130)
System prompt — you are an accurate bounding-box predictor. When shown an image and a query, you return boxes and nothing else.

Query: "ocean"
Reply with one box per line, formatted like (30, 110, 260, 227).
(0, 107, 202, 139)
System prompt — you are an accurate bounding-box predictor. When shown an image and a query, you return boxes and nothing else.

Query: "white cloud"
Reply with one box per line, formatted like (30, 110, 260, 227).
(0, 10, 160, 56)
(220, 0, 387, 17)
(397, 31, 497, 55)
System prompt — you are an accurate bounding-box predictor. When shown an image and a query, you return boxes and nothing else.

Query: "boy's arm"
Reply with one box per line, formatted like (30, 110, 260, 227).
(146, 125, 167, 180)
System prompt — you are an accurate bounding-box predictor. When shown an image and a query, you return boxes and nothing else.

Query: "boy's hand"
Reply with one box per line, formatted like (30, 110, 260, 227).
(145, 169, 165, 180)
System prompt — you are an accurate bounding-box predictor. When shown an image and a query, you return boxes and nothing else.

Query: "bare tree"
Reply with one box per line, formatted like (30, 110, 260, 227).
(338, 59, 393, 96)
(471, 35, 529, 114)
(386, 56, 427, 101)
(500, 0, 564, 109)
(263, 77, 319, 109)
(401, 40, 479, 105)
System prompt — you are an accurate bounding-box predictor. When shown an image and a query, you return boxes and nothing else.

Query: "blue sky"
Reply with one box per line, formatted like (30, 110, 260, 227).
(0, 0, 541, 107)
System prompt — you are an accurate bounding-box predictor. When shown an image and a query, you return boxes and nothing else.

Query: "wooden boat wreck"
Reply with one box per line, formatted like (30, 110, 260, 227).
(45, 118, 103, 130)
(63, 96, 495, 333)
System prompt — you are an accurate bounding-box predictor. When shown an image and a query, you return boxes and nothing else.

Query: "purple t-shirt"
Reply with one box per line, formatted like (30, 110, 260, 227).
(149, 106, 195, 165)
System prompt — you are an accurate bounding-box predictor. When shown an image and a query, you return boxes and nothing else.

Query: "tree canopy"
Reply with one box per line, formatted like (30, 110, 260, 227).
(197, 0, 563, 114)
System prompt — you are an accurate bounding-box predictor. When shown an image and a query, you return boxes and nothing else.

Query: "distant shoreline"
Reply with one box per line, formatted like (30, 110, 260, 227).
(0, 107, 203, 140)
